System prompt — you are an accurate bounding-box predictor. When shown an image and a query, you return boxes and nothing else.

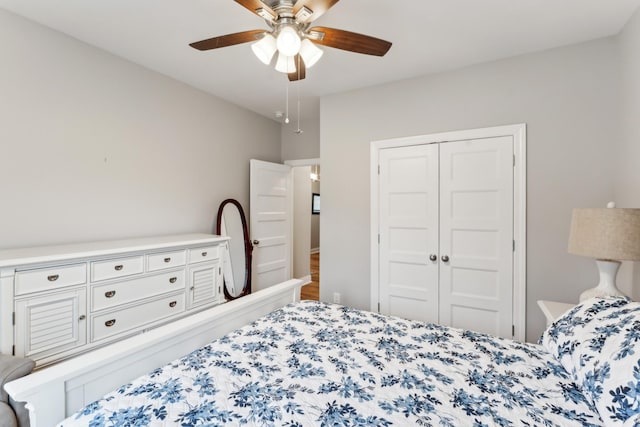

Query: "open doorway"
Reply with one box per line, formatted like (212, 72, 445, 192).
(303, 166, 320, 300)
(287, 159, 320, 301)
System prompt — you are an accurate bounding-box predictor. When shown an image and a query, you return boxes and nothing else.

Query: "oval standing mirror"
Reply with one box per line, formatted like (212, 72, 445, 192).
(216, 199, 252, 300)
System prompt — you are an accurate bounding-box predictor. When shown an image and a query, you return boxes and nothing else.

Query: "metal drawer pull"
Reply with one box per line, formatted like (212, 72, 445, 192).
(201, 251, 208, 257)
(47, 274, 59, 282)
(105, 319, 116, 327)
(169, 277, 177, 284)
(164, 257, 171, 263)
(169, 301, 177, 308)
(114, 265, 124, 271)
(78, 315, 86, 321)
(105, 290, 116, 298)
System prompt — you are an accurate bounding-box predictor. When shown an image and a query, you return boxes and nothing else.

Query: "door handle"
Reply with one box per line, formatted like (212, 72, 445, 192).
(252, 240, 260, 246)
(441, 255, 450, 263)
(429, 254, 437, 262)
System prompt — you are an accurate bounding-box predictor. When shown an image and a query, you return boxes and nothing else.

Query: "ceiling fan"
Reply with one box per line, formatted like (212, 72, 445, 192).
(189, 0, 392, 81)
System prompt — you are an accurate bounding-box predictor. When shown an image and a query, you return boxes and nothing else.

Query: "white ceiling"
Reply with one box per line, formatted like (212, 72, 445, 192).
(1, 0, 639, 121)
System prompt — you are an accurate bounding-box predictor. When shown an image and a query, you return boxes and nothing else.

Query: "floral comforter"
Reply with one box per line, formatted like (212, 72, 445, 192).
(60, 301, 601, 426)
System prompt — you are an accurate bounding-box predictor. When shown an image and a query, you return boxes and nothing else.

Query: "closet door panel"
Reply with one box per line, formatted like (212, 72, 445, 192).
(379, 144, 439, 323)
(439, 136, 514, 338)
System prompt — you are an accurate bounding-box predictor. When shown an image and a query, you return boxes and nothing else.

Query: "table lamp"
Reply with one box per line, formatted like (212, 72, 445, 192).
(568, 202, 640, 302)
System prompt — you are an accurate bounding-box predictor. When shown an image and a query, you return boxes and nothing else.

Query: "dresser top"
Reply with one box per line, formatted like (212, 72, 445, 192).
(0, 233, 229, 268)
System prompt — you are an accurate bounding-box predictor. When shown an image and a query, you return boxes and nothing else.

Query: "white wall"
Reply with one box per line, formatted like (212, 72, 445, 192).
(292, 166, 312, 278)
(0, 10, 281, 249)
(320, 38, 622, 342)
(281, 115, 320, 161)
(616, 8, 640, 299)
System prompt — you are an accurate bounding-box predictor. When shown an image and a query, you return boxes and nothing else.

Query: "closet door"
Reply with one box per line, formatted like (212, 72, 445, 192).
(378, 144, 439, 322)
(438, 136, 514, 337)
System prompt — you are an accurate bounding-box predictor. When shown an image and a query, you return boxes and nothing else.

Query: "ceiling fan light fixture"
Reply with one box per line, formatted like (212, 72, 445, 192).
(275, 52, 296, 74)
(255, 7, 275, 21)
(295, 6, 313, 22)
(251, 33, 277, 65)
(299, 39, 323, 68)
(276, 26, 301, 57)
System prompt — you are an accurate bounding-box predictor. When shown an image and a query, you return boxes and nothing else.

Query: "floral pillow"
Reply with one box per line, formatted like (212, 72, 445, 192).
(540, 296, 640, 425)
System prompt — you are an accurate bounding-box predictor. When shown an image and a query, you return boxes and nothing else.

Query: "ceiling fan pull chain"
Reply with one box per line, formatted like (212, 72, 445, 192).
(285, 78, 290, 124)
(296, 86, 301, 132)
(296, 55, 303, 134)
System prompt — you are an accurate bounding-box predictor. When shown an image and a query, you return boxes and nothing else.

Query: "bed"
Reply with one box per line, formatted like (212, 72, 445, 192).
(6, 281, 640, 426)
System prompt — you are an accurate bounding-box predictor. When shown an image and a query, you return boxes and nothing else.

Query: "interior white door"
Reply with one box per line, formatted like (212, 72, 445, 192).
(438, 137, 514, 337)
(250, 159, 292, 291)
(378, 144, 439, 322)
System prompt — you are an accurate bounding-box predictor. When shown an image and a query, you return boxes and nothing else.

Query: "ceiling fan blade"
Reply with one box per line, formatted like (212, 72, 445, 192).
(190, 30, 266, 51)
(293, 0, 340, 23)
(288, 55, 306, 81)
(234, 0, 277, 21)
(308, 26, 392, 56)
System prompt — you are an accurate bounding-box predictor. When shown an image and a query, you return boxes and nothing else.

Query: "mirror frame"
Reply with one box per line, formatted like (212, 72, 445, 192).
(216, 199, 253, 300)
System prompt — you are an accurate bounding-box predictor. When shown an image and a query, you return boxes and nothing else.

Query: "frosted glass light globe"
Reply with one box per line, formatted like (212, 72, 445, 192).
(251, 34, 277, 65)
(275, 52, 296, 73)
(276, 26, 301, 56)
(299, 39, 323, 68)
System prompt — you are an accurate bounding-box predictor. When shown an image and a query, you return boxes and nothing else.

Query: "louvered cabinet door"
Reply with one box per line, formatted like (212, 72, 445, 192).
(14, 288, 87, 360)
(187, 261, 222, 308)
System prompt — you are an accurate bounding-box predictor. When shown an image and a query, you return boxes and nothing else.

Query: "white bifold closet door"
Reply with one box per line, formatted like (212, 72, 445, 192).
(378, 136, 514, 338)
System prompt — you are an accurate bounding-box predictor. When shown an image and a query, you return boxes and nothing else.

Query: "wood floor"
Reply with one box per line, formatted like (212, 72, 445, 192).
(300, 252, 319, 301)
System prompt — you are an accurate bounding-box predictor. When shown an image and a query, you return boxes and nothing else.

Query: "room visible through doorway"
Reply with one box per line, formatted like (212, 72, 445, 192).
(301, 252, 319, 300)
(288, 160, 320, 301)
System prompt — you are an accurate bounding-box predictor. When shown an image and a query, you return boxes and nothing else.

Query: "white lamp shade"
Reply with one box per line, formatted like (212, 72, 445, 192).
(251, 34, 277, 65)
(568, 207, 640, 261)
(276, 26, 301, 56)
(299, 39, 323, 68)
(275, 52, 296, 74)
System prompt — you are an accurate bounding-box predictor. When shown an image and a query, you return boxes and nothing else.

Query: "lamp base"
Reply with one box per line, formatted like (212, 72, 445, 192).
(579, 259, 627, 302)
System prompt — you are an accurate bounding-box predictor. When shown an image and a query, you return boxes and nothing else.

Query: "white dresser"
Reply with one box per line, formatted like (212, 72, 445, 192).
(0, 233, 229, 367)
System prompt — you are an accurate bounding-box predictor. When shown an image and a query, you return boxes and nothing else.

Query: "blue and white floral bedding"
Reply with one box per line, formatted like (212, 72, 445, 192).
(541, 296, 640, 426)
(61, 300, 603, 427)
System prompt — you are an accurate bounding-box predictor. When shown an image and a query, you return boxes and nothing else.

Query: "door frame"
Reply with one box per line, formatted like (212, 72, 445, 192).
(284, 158, 320, 286)
(370, 124, 527, 341)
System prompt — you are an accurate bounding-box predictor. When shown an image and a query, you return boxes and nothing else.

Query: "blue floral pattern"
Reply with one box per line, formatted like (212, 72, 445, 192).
(61, 301, 601, 426)
(541, 296, 640, 425)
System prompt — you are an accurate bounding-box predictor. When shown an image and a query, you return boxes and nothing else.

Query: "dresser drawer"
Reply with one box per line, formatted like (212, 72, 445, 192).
(147, 250, 186, 272)
(15, 264, 87, 295)
(91, 270, 186, 311)
(188, 246, 219, 263)
(91, 293, 185, 342)
(91, 256, 143, 282)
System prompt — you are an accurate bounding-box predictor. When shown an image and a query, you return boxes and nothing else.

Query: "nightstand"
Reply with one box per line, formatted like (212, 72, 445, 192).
(537, 300, 575, 326)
